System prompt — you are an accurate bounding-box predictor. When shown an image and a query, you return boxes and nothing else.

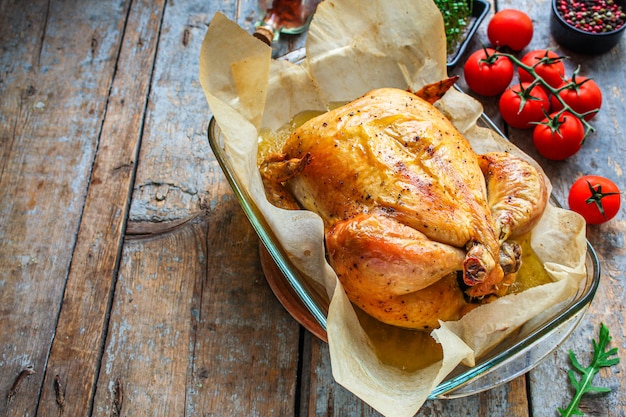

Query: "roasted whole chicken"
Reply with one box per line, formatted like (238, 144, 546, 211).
(260, 87, 548, 330)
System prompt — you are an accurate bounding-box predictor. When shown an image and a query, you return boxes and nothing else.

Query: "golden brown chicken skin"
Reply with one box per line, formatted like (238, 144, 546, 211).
(261, 87, 547, 329)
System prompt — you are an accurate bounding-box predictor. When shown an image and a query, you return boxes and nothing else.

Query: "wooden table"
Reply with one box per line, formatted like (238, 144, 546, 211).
(1, 0, 623, 415)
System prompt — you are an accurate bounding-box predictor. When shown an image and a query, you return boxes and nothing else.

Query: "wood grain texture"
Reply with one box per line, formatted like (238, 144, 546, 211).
(0, 0, 129, 415)
(119, 1, 303, 412)
(33, 0, 165, 415)
(0, 0, 624, 415)
(128, 0, 231, 223)
(191, 197, 302, 416)
(91, 215, 207, 416)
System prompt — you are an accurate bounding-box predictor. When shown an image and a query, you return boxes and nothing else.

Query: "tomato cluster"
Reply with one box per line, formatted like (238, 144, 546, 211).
(463, 9, 620, 224)
(464, 47, 602, 161)
(463, 7, 605, 161)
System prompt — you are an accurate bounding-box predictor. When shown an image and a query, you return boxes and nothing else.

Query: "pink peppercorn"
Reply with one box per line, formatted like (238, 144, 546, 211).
(556, 0, 625, 33)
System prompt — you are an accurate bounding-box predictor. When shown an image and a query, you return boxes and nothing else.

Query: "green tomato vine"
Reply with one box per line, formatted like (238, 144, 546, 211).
(491, 50, 597, 136)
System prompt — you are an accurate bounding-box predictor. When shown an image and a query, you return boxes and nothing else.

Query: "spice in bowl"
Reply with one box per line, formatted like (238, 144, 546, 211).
(556, 0, 625, 33)
(551, 0, 626, 53)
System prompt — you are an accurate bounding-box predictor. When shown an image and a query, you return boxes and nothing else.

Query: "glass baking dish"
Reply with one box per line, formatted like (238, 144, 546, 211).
(206, 106, 600, 400)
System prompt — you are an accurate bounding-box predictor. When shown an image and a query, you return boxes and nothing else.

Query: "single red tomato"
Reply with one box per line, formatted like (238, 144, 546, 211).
(487, 9, 534, 51)
(550, 76, 602, 120)
(568, 175, 621, 224)
(518, 50, 566, 88)
(463, 48, 514, 96)
(532, 111, 585, 160)
(499, 83, 550, 129)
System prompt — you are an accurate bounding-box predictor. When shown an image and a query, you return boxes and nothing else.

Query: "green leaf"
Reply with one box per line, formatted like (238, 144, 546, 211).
(433, 0, 471, 54)
(558, 323, 620, 417)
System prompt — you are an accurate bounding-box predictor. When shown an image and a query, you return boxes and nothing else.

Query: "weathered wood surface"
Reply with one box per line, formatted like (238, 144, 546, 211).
(1, 0, 134, 416)
(0, 0, 623, 416)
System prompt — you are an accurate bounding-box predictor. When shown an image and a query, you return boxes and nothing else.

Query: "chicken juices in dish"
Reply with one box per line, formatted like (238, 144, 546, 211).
(260, 87, 548, 330)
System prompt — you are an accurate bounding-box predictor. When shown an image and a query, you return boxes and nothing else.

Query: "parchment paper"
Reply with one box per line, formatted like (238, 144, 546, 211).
(199, 2, 588, 415)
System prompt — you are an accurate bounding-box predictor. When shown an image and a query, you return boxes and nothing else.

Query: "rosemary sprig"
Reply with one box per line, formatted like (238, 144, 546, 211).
(558, 322, 620, 417)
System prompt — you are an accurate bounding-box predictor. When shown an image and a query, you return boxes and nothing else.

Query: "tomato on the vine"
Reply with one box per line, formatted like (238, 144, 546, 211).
(499, 83, 550, 129)
(463, 48, 514, 96)
(487, 9, 534, 51)
(568, 175, 621, 224)
(550, 76, 602, 120)
(518, 50, 566, 88)
(532, 111, 585, 160)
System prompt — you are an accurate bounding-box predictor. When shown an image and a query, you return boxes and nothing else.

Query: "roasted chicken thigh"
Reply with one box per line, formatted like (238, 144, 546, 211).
(261, 87, 548, 329)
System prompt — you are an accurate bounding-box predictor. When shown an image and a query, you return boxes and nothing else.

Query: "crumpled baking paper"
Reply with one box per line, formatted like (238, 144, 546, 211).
(199, 1, 588, 415)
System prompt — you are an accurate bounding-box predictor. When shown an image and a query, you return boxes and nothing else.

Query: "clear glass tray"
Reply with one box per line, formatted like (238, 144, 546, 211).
(207, 105, 600, 400)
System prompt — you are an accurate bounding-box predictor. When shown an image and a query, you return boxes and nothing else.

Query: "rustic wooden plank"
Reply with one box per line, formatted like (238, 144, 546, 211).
(96, 208, 300, 416)
(128, 0, 264, 223)
(117, 0, 303, 415)
(91, 215, 207, 416)
(1, 0, 620, 416)
(190, 199, 301, 416)
(524, 77, 626, 414)
(0, 0, 130, 415)
(0, 1, 53, 409)
(34, 0, 166, 415)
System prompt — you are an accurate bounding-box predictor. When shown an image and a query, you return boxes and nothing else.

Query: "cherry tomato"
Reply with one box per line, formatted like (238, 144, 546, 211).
(550, 76, 602, 121)
(518, 50, 566, 88)
(568, 175, 621, 224)
(487, 9, 534, 51)
(499, 83, 550, 129)
(463, 48, 514, 96)
(532, 111, 585, 160)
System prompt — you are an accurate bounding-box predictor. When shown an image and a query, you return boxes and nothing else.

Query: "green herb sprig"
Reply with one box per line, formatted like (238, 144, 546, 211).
(434, 0, 472, 54)
(558, 322, 620, 417)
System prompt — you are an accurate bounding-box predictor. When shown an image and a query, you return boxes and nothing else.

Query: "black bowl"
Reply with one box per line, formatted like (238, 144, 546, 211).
(550, 0, 626, 54)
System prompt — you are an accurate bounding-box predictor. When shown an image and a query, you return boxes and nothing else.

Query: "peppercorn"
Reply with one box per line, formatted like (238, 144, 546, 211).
(556, 0, 625, 33)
